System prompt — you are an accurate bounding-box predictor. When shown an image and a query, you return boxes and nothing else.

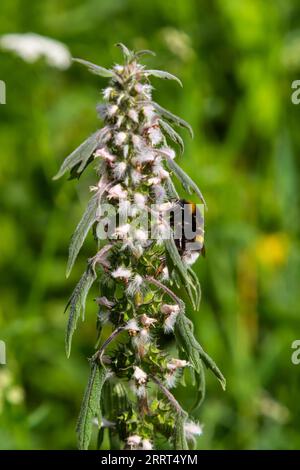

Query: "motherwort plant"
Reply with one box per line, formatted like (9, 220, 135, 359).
(54, 44, 225, 450)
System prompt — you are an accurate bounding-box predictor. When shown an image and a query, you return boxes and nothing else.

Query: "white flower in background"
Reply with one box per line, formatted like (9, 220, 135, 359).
(133, 149, 156, 165)
(111, 266, 132, 280)
(160, 146, 176, 160)
(114, 131, 127, 146)
(134, 228, 148, 242)
(119, 199, 131, 217)
(148, 176, 161, 185)
(142, 439, 153, 450)
(102, 87, 113, 100)
(148, 127, 163, 145)
(134, 192, 147, 209)
(125, 319, 140, 335)
(165, 371, 178, 389)
(182, 251, 200, 266)
(127, 434, 142, 449)
(161, 304, 180, 315)
(167, 358, 189, 371)
(114, 223, 131, 238)
(107, 183, 128, 200)
(161, 304, 180, 333)
(89, 175, 108, 194)
(135, 83, 152, 99)
(117, 93, 125, 106)
(126, 274, 143, 296)
(143, 105, 156, 123)
(113, 161, 127, 179)
(131, 169, 143, 185)
(184, 421, 203, 442)
(95, 296, 115, 309)
(128, 109, 139, 123)
(123, 144, 129, 159)
(114, 64, 124, 74)
(140, 314, 157, 328)
(95, 147, 115, 163)
(135, 384, 146, 398)
(131, 134, 143, 149)
(133, 366, 147, 385)
(116, 115, 124, 129)
(158, 168, 169, 180)
(138, 328, 151, 344)
(153, 184, 166, 203)
(161, 266, 169, 280)
(0, 33, 71, 69)
(107, 104, 118, 117)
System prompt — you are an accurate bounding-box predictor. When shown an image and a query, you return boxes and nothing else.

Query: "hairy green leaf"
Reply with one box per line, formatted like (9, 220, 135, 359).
(145, 69, 182, 87)
(151, 101, 193, 138)
(164, 176, 180, 199)
(159, 119, 184, 154)
(134, 49, 156, 59)
(67, 193, 99, 277)
(174, 414, 188, 450)
(77, 362, 108, 450)
(53, 130, 100, 180)
(116, 43, 132, 61)
(187, 266, 201, 310)
(73, 58, 116, 78)
(191, 361, 206, 413)
(175, 314, 226, 390)
(164, 237, 197, 310)
(165, 156, 206, 207)
(65, 267, 96, 357)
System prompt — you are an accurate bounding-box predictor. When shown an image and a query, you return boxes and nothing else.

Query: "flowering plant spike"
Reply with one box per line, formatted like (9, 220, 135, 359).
(54, 44, 225, 450)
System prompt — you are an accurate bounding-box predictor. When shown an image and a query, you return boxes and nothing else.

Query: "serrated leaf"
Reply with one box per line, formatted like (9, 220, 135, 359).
(187, 266, 201, 309)
(73, 58, 115, 78)
(175, 313, 202, 372)
(164, 177, 179, 199)
(164, 237, 197, 310)
(151, 101, 193, 138)
(68, 155, 94, 181)
(159, 119, 184, 154)
(65, 267, 96, 357)
(174, 414, 188, 450)
(145, 69, 182, 87)
(67, 193, 99, 277)
(165, 156, 206, 207)
(76, 362, 108, 450)
(53, 130, 100, 180)
(175, 314, 226, 390)
(191, 361, 206, 413)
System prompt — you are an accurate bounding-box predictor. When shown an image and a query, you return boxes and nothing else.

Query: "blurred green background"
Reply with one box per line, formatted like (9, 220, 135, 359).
(1, 0, 300, 450)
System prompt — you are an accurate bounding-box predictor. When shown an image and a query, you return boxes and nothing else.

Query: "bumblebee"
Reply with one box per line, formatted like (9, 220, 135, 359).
(170, 199, 205, 265)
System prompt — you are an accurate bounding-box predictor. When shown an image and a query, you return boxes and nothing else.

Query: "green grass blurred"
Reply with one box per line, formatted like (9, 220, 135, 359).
(1, 0, 300, 450)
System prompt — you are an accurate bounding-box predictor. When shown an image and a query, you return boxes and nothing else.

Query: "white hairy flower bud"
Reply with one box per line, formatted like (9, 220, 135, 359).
(113, 161, 127, 179)
(133, 366, 147, 385)
(107, 183, 128, 200)
(114, 131, 127, 146)
(111, 266, 132, 280)
(140, 314, 157, 328)
(126, 274, 143, 296)
(128, 109, 139, 123)
(127, 434, 142, 448)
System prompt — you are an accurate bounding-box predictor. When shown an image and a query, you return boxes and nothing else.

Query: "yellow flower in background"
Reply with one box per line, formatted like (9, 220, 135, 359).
(255, 233, 290, 268)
